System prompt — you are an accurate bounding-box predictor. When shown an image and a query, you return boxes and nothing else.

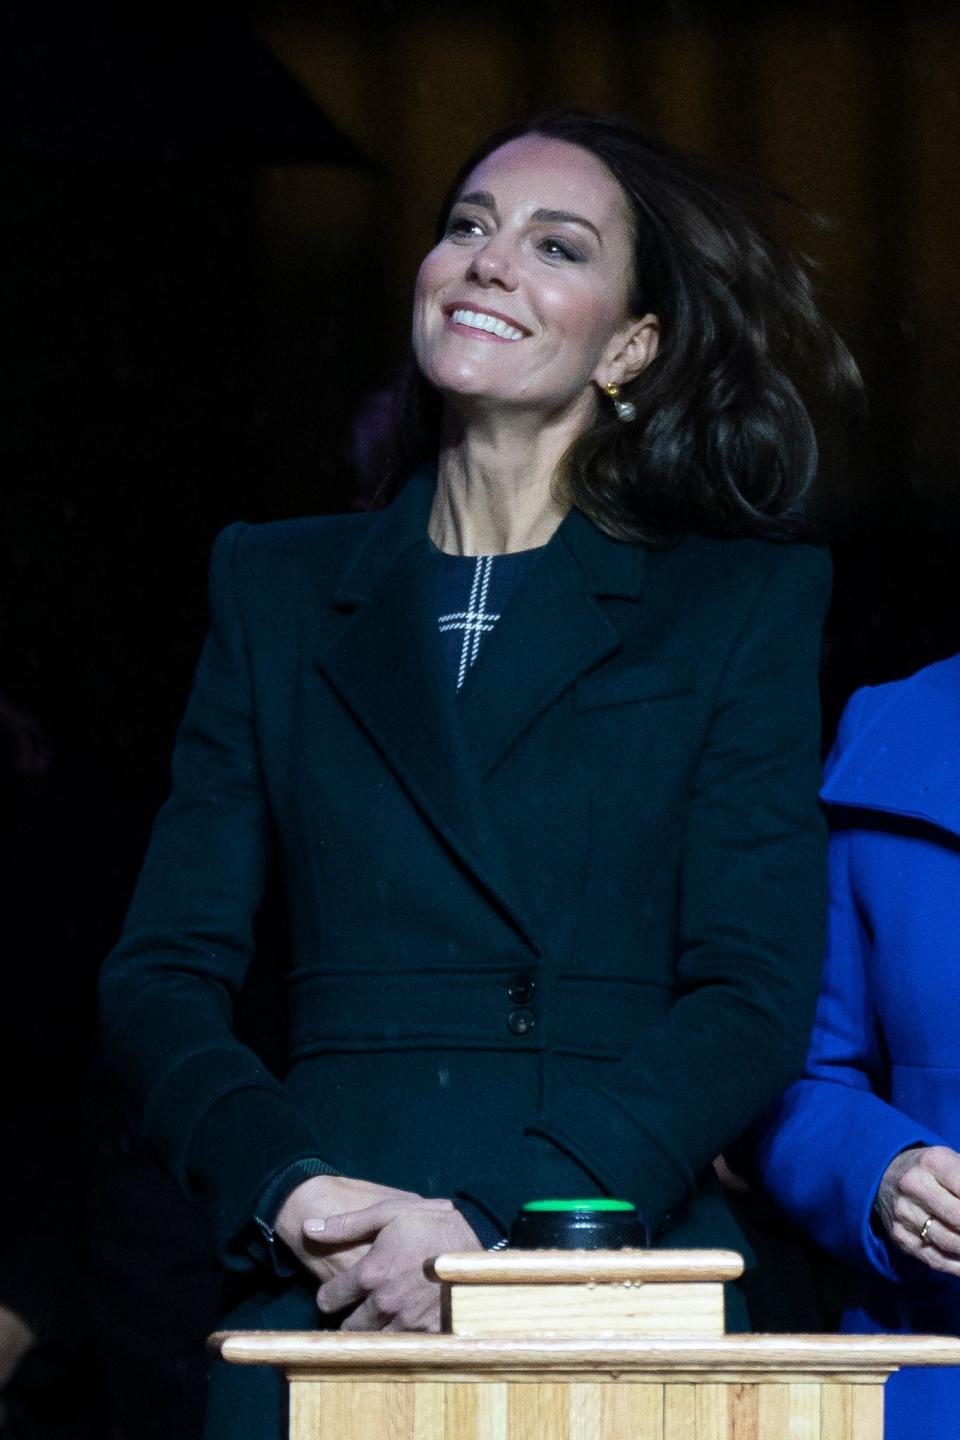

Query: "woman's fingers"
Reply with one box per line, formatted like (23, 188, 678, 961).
(899, 1151, 960, 1237)
(336, 1293, 391, 1332)
(313, 1198, 477, 1331)
(315, 1258, 373, 1315)
(880, 1146, 960, 1274)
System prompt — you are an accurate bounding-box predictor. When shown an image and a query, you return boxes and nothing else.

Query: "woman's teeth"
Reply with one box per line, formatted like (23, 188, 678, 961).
(451, 308, 524, 341)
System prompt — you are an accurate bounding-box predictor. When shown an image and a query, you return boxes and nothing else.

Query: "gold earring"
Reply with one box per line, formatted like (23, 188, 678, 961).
(603, 382, 637, 423)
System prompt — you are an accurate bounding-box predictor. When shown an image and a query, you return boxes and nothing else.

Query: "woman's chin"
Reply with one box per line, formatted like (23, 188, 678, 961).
(438, 384, 595, 435)
(435, 381, 513, 413)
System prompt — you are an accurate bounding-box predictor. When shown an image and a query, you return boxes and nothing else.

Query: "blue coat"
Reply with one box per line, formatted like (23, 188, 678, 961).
(752, 653, 960, 1439)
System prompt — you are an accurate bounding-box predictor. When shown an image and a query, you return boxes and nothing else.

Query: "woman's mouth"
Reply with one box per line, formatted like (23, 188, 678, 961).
(446, 307, 526, 342)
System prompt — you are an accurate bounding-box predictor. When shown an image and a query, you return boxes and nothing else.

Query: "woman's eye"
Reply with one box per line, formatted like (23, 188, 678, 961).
(446, 216, 486, 240)
(539, 236, 585, 262)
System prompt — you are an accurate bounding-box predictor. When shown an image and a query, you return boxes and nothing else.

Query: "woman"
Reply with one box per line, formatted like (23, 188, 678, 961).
(750, 653, 960, 1440)
(99, 111, 861, 1437)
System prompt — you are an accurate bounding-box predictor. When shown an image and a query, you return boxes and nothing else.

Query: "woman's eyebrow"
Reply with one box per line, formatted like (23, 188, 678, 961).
(456, 189, 498, 215)
(532, 208, 602, 244)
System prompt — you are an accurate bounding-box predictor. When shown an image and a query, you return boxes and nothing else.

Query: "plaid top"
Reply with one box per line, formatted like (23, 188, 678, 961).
(431, 543, 541, 691)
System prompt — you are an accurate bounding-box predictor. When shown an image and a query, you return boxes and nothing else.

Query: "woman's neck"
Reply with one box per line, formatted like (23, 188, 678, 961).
(428, 406, 583, 557)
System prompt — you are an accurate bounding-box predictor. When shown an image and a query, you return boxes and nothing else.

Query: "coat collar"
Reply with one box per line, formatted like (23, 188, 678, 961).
(329, 467, 647, 609)
(317, 468, 648, 951)
(821, 654, 960, 839)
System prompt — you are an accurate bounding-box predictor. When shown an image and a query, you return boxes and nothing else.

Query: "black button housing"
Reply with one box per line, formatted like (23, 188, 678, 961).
(507, 974, 535, 1005)
(507, 1008, 536, 1036)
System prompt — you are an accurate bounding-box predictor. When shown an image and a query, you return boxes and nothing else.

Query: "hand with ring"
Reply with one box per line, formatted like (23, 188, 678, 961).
(875, 1145, 960, 1275)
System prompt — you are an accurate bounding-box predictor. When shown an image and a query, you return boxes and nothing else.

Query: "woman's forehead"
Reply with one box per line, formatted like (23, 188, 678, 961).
(459, 134, 628, 227)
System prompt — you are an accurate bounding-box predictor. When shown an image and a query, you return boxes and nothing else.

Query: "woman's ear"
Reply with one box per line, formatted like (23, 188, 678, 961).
(596, 312, 660, 389)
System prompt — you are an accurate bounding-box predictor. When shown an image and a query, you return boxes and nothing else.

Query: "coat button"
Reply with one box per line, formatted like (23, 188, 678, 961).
(507, 974, 535, 1005)
(508, 1009, 536, 1036)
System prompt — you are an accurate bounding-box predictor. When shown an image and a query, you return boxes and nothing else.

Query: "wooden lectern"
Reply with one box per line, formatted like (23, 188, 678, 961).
(213, 1250, 960, 1439)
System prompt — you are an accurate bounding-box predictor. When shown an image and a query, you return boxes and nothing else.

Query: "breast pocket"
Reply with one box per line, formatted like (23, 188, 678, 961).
(574, 659, 697, 713)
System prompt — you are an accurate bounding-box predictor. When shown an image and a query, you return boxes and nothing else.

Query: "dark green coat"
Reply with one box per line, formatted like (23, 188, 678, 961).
(100, 469, 830, 1278)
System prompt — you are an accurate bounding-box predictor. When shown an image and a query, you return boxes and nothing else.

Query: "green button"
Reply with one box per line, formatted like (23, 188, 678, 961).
(522, 1199, 636, 1213)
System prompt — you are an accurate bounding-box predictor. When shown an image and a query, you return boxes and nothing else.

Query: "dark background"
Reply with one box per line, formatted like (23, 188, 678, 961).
(1, 1, 958, 1434)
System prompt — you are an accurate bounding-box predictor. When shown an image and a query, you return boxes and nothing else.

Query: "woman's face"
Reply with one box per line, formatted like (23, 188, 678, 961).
(413, 135, 646, 422)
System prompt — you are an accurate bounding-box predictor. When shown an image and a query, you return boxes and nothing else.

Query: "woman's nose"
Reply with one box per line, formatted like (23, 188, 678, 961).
(466, 239, 517, 289)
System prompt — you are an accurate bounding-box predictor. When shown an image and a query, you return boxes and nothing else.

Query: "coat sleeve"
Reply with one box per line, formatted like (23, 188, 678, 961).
(98, 524, 334, 1263)
(745, 691, 948, 1281)
(458, 543, 837, 1236)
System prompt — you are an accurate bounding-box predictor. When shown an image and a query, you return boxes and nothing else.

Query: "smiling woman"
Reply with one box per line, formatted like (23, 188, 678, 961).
(401, 111, 863, 547)
(98, 110, 865, 1440)
(410, 134, 659, 502)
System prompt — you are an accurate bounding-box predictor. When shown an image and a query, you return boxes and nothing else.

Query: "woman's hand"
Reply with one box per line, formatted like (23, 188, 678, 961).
(875, 1145, 960, 1275)
(273, 1176, 421, 1285)
(311, 1197, 482, 1332)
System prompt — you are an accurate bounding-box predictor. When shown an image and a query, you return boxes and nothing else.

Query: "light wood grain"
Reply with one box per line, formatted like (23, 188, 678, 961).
(505, 1385, 540, 1439)
(215, 1330, 960, 1375)
(602, 1382, 663, 1438)
(756, 1383, 790, 1440)
(433, 1250, 745, 1285)
(500, 1380, 668, 1440)
(450, 1281, 724, 1337)
(282, 1375, 889, 1440)
(757, 1381, 822, 1439)
(535, 1384, 569, 1439)
(851, 1386, 883, 1440)
(412, 1381, 445, 1440)
(820, 1383, 853, 1440)
(696, 1384, 728, 1440)
(474, 1382, 508, 1440)
(292, 1380, 394, 1440)
(664, 1381, 696, 1437)
(444, 1382, 478, 1440)
(568, 1384, 603, 1440)
(788, 1383, 822, 1440)
(287, 1378, 318, 1440)
(386, 1381, 415, 1440)
(728, 1383, 758, 1440)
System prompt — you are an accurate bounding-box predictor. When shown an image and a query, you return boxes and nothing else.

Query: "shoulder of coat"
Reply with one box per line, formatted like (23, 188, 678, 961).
(644, 532, 830, 603)
(834, 652, 960, 746)
(822, 652, 960, 827)
(220, 510, 377, 596)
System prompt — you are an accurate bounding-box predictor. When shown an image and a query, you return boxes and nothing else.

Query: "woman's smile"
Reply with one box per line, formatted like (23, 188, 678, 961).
(445, 304, 527, 342)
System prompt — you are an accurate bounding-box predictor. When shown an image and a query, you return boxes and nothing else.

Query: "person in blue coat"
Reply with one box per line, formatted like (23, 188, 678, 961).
(98, 110, 862, 1438)
(751, 653, 960, 1439)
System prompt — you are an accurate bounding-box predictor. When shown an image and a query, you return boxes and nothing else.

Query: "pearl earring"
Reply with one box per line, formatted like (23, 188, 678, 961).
(603, 382, 637, 423)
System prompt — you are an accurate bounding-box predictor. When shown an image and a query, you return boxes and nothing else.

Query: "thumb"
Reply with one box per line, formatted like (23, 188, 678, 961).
(304, 1200, 404, 1243)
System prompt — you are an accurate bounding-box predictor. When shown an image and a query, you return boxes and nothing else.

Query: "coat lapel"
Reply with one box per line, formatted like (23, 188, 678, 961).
(316, 475, 648, 949)
(315, 471, 541, 950)
(459, 507, 647, 776)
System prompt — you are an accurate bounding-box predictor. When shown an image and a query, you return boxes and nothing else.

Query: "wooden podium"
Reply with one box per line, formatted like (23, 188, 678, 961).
(213, 1250, 960, 1439)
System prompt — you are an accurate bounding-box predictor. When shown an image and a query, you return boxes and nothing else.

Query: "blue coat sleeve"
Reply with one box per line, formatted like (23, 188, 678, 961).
(750, 690, 948, 1281)
(98, 524, 334, 1263)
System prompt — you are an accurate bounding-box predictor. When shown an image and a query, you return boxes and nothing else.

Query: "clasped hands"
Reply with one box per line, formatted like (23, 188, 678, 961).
(273, 1176, 482, 1332)
(876, 1145, 960, 1275)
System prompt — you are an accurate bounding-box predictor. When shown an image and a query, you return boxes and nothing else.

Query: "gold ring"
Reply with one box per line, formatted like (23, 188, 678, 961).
(920, 1216, 934, 1243)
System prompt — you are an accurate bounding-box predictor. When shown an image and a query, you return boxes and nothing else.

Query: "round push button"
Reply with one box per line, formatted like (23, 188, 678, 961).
(507, 1009, 536, 1036)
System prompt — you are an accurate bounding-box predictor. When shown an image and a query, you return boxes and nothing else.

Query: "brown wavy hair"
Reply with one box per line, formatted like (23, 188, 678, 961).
(393, 110, 864, 543)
